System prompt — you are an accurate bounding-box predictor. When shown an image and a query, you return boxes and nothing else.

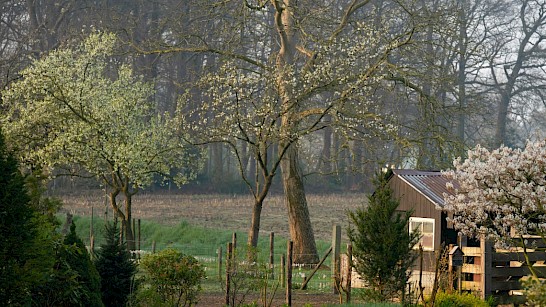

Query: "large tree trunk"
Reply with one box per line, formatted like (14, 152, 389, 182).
(108, 188, 132, 251)
(280, 145, 319, 264)
(494, 93, 510, 148)
(456, 0, 467, 156)
(273, 0, 319, 264)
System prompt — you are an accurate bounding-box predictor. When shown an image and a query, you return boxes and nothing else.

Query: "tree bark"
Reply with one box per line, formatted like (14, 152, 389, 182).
(273, 0, 319, 264)
(280, 145, 319, 264)
(456, 0, 467, 157)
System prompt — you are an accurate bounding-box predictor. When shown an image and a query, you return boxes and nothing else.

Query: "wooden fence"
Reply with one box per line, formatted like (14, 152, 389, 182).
(459, 236, 546, 301)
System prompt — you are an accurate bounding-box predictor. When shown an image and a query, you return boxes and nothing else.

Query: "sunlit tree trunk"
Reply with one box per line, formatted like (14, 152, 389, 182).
(273, 0, 318, 263)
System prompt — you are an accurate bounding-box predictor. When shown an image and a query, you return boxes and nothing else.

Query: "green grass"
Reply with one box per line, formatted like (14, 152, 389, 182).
(71, 215, 331, 259)
(68, 215, 334, 291)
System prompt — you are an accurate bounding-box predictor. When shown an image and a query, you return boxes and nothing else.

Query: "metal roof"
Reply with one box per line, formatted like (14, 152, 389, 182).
(391, 169, 456, 207)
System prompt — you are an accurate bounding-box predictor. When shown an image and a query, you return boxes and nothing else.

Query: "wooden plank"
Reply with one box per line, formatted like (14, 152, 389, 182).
(461, 247, 482, 256)
(462, 263, 482, 274)
(461, 281, 481, 291)
(490, 280, 522, 292)
(493, 251, 546, 262)
(514, 238, 546, 248)
(490, 266, 546, 278)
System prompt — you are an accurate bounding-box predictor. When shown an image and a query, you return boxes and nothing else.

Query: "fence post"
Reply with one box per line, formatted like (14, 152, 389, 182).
(218, 246, 223, 281)
(270, 232, 275, 279)
(281, 254, 286, 288)
(132, 218, 136, 251)
(226, 242, 233, 306)
(332, 224, 341, 294)
(90, 206, 94, 246)
(152, 240, 156, 254)
(480, 235, 492, 300)
(286, 240, 293, 307)
(346, 243, 352, 303)
(138, 219, 141, 255)
(232, 232, 237, 251)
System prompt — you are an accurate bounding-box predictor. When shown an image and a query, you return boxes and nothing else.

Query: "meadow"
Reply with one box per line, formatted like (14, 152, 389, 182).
(60, 191, 374, 306)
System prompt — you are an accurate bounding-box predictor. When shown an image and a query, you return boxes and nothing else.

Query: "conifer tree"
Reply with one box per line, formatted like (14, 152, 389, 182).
(63, 221, 104, 306)
(0, 128, 37, 303)
(347, 170, 420, 302)
(94, 220, 137, 307)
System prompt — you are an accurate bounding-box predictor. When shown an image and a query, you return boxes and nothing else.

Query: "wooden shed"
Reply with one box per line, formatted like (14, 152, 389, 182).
(386, 169, 459, 290)
(387, 169, 458, 255)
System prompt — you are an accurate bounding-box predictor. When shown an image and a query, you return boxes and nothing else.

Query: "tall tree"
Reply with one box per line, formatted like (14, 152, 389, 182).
(485, 1, 546, 147)
(1, 32, 198, 250)
(169, 0, 420, 263)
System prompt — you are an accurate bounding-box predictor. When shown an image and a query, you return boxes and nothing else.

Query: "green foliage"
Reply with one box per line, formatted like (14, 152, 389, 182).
(63, 222, 103, 306)
(0, 129, 38, 304)
(347, 171, 420, 302)
(94, 220, 137, 307)
(1, 30, 199, 202)
(434, 291, 491, 307)
(136, 248, 205, 307)
(522, 276, 546, 306)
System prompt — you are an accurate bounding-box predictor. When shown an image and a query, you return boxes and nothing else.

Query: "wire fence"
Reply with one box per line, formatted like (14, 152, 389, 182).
(82, 229, 339, 293)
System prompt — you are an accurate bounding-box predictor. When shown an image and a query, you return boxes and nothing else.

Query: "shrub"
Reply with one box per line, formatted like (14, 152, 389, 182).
(137, 248, 205, 306)
(434, 291, 490, 307)
(94, 220, 137, 307)
(522, 276, 546, 306)
(62, 221, 103, 306)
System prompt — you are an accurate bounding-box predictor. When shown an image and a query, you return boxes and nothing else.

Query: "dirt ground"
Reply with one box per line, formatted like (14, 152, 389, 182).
(196, 291, 342, 306)
(58, 191, 365, 241)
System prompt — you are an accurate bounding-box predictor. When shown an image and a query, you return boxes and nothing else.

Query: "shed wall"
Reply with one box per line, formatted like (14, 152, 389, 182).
(388, 176, 443, 252)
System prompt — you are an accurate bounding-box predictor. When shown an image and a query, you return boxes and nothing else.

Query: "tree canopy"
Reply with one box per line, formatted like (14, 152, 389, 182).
(443, 140, 546, 244)
(1, 32, 199, 248)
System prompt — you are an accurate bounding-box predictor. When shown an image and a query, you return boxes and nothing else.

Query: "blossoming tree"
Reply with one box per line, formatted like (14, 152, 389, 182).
(1, 33, 198, 250)
(443, 140, 546, 276)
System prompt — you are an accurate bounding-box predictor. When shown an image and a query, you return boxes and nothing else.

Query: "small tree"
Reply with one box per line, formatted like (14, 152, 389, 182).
(443, 140, 546, 277)
(1, 32, 199, 250)
(347, 170, 420, 302)
(137, 249, 205, 307)
(63, 221, 103, 307)
(94, 220, 137, 307)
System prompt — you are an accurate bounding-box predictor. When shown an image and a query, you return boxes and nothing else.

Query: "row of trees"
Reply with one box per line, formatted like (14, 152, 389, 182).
(2, 0, 546, 263)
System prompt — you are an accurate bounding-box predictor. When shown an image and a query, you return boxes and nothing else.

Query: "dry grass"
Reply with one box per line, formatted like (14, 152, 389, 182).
(58, 191, 366, 241)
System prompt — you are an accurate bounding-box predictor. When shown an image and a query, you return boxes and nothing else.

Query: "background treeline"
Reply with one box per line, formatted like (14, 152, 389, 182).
(2, 0, 546, 194)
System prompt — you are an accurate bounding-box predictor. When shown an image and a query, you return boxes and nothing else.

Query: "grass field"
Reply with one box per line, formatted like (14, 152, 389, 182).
(59, 191, 366, 242)
(61, 191, 373, 305)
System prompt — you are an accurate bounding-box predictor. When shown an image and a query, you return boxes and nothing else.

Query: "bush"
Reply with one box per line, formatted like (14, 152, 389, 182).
(94, 220, 137, 307)
(62, 221, 103, 306)
(522, 276, 546, 306)
(136, 248, 205, 306)
(434, 291, 490, 307)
